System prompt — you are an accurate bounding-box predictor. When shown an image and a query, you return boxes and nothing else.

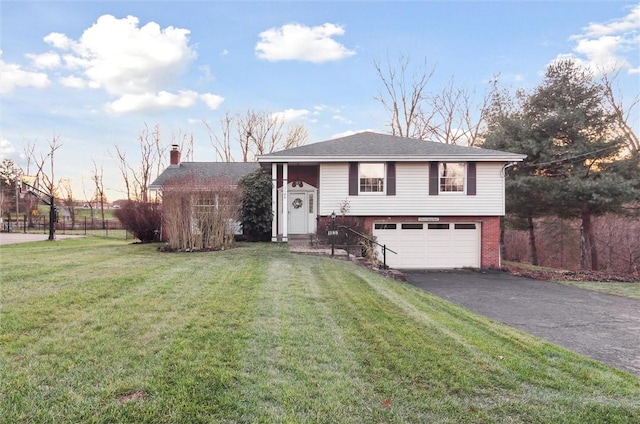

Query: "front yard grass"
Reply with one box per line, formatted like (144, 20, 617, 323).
(1, 238, 639, 423)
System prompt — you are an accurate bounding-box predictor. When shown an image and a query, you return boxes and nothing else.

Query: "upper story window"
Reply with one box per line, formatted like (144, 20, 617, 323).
(359, 163, 385, 193)
(439, 162, 465, 193)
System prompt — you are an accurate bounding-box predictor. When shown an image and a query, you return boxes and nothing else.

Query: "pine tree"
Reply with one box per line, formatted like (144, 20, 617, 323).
(484, 60, 640, 270)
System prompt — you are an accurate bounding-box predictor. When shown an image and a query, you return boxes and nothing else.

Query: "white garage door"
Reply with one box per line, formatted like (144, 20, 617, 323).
(372, 222, 481, 269)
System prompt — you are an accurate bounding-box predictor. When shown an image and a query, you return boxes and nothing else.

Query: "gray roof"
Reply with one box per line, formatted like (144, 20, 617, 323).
(150, 162, 260, 189)
(257, 131, 525, 162)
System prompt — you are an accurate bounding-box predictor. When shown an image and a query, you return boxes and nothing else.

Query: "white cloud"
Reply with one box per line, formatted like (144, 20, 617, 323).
(35, 14, 224, 113)
(200, 93, 225, 110)
(60, 75, 88, 88)
(330, 129, 372, 139)
(44, 32, 74, 50)
(198, 65, 215, 82)
(63, 15, 196, 96)
(576, 4, 640, 38)
(256, 23, 355, 63)
(271, 108, 310, 122)
(0, 137, 17, 160)
(0, 58, 50, 94)
(560, 5, 640, 74)
(26, 51, 61, 69)
(106, 90, 199, 113)
(332, 115, 354, 124)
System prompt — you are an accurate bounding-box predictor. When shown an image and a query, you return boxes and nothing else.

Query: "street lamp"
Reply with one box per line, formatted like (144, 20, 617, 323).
(18, 177, 56, 241)
(330, 210, 336, 256)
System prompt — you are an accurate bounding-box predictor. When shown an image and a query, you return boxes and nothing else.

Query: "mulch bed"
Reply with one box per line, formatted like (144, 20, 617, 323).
(501, 263, 639, 283)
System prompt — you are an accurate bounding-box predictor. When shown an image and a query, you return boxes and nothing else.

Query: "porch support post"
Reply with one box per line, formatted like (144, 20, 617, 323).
(282, 163, 288, 242)
(271, 163, 278, 242)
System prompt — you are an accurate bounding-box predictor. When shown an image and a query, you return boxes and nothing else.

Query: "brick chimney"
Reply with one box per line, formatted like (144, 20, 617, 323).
(170, 144, 181, 165)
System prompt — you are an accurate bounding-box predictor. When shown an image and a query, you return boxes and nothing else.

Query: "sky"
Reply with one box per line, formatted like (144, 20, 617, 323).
(1, 1, 638, 201)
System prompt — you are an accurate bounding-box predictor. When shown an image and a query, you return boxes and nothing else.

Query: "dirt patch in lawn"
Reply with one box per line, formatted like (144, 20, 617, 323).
(118, 391, 146, 403)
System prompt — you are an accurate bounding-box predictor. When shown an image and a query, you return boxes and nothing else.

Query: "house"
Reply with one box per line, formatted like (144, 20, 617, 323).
(256, 131, 524, 269)
(152, 132, 524, 269)
(149, 145, 260, 236)
(149, 145, 260, 189)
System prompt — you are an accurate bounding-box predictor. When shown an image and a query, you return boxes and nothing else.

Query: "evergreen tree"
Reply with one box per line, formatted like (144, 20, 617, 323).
(484, 60, 640, 270)
(238, 169, 272, 241)
(483, 102, 553, 265)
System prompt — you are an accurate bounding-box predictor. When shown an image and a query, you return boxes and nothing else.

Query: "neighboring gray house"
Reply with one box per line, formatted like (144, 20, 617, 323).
(152, 132, 524, 269)
(150, 146, 260, 236)
(149, 146, 260, 190)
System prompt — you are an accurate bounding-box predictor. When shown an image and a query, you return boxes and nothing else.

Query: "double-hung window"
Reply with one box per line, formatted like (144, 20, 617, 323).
(439, 162, 465, 193)
(359, 163, 385, 193)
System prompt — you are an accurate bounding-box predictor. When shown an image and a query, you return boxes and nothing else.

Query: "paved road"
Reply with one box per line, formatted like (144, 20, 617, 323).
(403, 269, 640, 377)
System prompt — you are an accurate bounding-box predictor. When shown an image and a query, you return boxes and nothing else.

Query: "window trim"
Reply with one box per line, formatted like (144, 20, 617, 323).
(438, 162, 466, 194)
(358, 162, 386, 194)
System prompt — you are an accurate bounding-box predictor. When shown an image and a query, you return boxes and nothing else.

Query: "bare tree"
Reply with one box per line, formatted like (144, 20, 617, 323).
(427, 77, 491, 146)
(58, 178, 76, 228)
(113, 123, 166, 202)
(81, 177, 96, 227)
(205, 110, 309, 162)
(22, 135, 61, 239)
(600, 68, 639, 152)
(113, 146, 132, 201)
(282, 123, 308, 151)
(28, 135, 62, 197)
(134, 124, 157, 203)
(374, 53, 491, 145)
(170, 129, 194, 162)
(91, 160, 107, 228)
(374, 54, 436, 139)
(204, 112, 235, 162)
(241, 110, 308, 157)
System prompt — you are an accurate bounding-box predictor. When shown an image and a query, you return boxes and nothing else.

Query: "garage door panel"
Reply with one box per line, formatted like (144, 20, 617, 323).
(373, 222, 480, 269)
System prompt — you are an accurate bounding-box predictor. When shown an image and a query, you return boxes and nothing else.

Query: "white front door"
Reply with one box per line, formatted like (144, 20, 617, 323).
(288, 192, 307, 234)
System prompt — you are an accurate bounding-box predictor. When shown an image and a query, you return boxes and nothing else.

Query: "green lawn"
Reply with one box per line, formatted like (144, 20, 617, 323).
(503, 260, 640, 300)
(1, 238, 639, 423)
(555, 280, 640, 300)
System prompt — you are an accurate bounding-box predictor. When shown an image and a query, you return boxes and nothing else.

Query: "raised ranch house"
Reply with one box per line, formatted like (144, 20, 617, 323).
(152, 132, 524, 269)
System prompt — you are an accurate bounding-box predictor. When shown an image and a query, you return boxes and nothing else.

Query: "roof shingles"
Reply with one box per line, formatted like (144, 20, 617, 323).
(150, 162, 260, 189)
(258, 131, 524, 161)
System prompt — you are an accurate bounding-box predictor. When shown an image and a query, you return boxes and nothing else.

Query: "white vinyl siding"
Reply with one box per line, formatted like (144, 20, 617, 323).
(320, 162, 505, 216)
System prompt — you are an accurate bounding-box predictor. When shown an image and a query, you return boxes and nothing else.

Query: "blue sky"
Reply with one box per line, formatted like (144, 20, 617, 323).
(1, 1, 638, 200)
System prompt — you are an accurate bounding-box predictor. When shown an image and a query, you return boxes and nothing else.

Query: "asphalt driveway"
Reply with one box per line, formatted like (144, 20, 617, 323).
(403, 269, 640, 377)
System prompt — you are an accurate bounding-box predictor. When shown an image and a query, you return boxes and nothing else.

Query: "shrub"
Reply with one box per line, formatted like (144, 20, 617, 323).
(238, 169, 272, 241)
(114, 201, 162, 243)
(161, 175, 242, 251)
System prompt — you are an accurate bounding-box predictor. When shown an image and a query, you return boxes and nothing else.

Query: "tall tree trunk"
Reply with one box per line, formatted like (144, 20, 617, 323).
(527, 215, 538, 266)
(580, 203, 598, 271)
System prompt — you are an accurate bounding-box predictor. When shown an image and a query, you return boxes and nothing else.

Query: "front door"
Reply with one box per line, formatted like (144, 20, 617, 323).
(288, 191, 307, 234)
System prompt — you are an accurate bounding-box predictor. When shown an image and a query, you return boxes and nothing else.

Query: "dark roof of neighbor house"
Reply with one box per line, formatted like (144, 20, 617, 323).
(257, 131, 526, 163)
(149, 162, 260, 190)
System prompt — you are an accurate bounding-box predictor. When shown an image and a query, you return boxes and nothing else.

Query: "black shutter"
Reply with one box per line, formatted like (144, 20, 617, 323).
(429, 162, 439, 195)
(349, 162, 358, 196)
(386, 162, 396, 195)
(467, 162, 476, 195)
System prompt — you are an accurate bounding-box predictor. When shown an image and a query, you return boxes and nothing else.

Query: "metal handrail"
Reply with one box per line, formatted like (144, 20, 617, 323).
(337, 225, 396, 269)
